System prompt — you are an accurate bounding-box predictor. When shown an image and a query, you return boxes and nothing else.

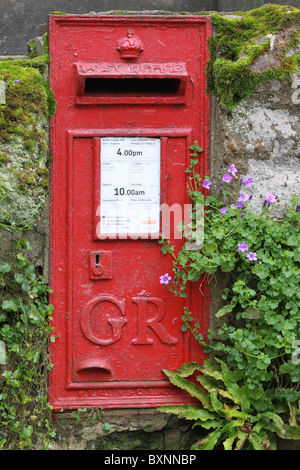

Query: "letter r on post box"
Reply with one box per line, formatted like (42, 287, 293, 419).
(131, 297, 178, 345)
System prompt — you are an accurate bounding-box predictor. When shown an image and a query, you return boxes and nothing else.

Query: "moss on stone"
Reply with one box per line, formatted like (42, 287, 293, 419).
(0, 36, 52, 226)
(207, 4, 300, 110)
(27, 39, 37, 59)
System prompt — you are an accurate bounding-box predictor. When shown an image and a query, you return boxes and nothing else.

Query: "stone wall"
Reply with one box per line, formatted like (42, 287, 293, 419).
(45, 409, 202, 451)
(210, 75, 300, 218)
(1, 7, 300, 451)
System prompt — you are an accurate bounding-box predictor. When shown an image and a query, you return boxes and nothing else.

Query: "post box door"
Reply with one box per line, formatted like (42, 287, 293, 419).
(49, 15, 211, 410)
(72, 132, 201, 383)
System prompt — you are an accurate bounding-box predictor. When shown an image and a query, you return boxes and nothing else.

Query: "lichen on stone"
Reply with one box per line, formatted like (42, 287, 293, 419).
(0, 36, 53, 227)
(207, 4, 300, 110)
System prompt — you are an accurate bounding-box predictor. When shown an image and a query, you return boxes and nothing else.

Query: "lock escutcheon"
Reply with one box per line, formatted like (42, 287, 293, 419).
(90, 251, 112, 280)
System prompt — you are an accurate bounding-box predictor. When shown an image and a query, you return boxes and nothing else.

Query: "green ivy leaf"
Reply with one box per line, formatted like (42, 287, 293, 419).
(102, 422, 111, 432)
(0, 263, 11, 273)
(2, 300, 18, 312)
(215, 302, 237, 318)
(252, 264, 270, 280)
(14, 273, 24, 283)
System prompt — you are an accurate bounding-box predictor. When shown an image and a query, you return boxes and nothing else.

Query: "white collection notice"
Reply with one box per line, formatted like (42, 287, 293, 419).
(100, 137, 161, 236)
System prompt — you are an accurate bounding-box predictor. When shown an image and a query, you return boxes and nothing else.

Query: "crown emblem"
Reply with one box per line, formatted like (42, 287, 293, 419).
(117, 28, 143, 60)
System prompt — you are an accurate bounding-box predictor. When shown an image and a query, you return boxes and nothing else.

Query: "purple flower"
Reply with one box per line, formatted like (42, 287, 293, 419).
(296, 205, 300, 212)
(228, 164, 237, 176)
(160, 273, 172, 285)
(221, 208, 227, 215)
(203, 180, 212, 190)
(237, 193, 249, 209)
(247, 252, 257, 261)
(237, 198, 244, 209)
(14, 80, 20, 83)
(266, 193, 277, 204)
(240, 213, 246, 218)
(222, 173, 232, 183)
(238, 242, 249, 253)
(240, 193, 250, 203)
(242, 178, 254, 187)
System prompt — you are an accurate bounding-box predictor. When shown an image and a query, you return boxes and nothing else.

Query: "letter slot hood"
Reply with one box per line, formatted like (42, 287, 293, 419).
(75, 62, 188, 104)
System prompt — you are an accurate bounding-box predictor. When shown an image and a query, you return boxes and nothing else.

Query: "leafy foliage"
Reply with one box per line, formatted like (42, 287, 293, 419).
(159, 359, 300, 450)
(0, 236, 55, 449)
(160, 145, 300, 449)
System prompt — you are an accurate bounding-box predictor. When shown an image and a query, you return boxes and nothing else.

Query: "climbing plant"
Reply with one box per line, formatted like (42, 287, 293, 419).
(159, 144, 300, 450)
(0, 235, 55, 449)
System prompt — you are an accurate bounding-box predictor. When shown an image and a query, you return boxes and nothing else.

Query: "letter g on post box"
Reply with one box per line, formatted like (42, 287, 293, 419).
(49, 14, 211, 410)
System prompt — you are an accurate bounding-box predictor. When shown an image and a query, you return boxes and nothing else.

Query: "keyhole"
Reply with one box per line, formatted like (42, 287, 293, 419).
(92, 254, 103, 276)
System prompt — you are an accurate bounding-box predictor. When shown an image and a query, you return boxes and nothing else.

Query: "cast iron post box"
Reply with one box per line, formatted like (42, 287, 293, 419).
(49, 14, 211, 410)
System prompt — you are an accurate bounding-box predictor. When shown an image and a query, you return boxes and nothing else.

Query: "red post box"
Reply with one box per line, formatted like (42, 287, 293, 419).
(49, 14, 211, 410)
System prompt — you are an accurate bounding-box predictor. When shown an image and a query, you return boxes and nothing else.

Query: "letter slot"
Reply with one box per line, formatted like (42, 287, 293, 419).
(75, 62, 188, 104)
